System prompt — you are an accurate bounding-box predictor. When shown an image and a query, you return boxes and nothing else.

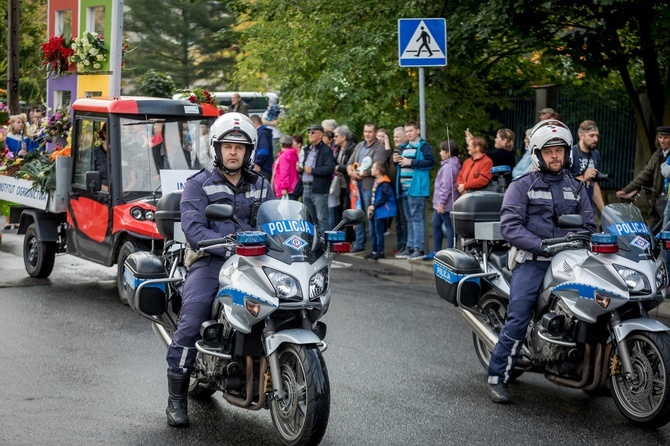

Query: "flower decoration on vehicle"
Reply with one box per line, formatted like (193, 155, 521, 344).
(15, 153, 58, 191)
(180, 88, 218, 106)
(42, 107, 72, 143)
(69, 31, 108, 71)
(42, 35, 74, 77)
(0, 133, 16, 171)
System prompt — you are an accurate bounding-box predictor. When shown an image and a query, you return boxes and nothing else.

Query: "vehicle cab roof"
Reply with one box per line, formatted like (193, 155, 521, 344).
(71, 96, 220, 117)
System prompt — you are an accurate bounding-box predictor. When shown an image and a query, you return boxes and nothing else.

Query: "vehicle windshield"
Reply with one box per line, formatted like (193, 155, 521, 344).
(256, 199, 324, 264)
(120, 117, 214, 200)
(601, 203, 654, 260)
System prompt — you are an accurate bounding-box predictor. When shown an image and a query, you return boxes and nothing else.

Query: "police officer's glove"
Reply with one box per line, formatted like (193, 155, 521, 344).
(538, 243, 562, 258)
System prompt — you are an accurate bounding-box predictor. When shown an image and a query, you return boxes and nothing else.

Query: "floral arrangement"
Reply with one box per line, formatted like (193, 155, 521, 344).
(180, 88, 218, 106)
(42, 107, 72, 143)
(0, 142, 15, 172)
(42, 35, 74, 77)
(69, 31, 108, 71)
(15, 153, 58, 191)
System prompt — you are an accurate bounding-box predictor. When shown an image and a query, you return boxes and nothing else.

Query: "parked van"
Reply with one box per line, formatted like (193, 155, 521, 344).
(172, 91, 279, 116)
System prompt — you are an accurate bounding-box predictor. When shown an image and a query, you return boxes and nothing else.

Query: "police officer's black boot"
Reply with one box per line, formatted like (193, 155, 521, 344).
(166, 370, 190, 427)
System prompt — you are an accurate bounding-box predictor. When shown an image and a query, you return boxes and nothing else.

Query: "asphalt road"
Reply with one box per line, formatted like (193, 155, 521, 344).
(1, 231, 670, 445)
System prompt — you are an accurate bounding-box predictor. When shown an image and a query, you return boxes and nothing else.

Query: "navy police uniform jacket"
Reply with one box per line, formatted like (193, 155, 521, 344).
(180, 168, 275, 257)
(500, 170, 597, 254)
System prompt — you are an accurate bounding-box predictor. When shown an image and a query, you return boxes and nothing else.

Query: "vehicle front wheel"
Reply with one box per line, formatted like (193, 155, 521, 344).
(270, 345, 330, 446)
(117, 241, 141, 306)
(23, 223, 56, 278)
(610, 331, 670, 428)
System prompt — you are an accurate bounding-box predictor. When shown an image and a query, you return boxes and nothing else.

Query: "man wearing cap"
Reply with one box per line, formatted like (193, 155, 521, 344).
(617, 126, 670, 229)
(570, 120, 605, 212)
(346, 122, 388, 252)
(298, 125, 335, 231)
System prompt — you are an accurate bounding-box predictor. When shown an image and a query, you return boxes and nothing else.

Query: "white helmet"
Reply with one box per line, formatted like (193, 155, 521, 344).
(529, 120, 573, 173)
(209, 112, 257, 172)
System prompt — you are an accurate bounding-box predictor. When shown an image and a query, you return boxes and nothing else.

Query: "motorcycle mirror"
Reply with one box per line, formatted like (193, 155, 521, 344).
(557, 214, 584, 230)
(205, 204, 235, 221)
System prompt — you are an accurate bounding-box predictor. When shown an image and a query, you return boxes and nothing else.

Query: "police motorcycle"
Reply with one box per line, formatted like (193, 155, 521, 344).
(125, 195, 364, 445)
(434, 176, 670, 427)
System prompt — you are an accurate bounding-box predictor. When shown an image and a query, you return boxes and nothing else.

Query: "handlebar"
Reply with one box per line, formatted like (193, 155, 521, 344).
(198, 236, 236, 249)
(541, 231, 592, 247)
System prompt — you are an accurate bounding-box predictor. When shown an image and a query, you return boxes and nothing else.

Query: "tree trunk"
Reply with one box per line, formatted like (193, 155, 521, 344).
(7, 0, 21, 114)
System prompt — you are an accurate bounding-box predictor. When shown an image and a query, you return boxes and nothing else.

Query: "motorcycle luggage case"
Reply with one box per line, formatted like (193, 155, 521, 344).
(155, 191, 186, 243)
(452, 191, 504, 238)
(434, 249, 481, 307)
(124, 251, 168, 316)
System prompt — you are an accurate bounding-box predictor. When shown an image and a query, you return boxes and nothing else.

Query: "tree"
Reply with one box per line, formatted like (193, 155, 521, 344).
(0, 0, 47, 106)
(124, 0, 238, 92)
(231, 0, 557, 145)
(499, 0, 670, 158)
(138, 69, 176, 98)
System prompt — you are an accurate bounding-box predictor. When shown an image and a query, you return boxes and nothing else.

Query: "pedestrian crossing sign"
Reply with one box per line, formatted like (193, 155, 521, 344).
(398, 18, 447, 67)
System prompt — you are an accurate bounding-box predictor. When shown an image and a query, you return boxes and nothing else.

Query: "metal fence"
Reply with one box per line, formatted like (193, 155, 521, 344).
(489, 88, 637, 190)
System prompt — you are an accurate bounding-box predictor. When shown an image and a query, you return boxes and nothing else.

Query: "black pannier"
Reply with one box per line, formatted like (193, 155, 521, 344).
(434, 248, 481, 307)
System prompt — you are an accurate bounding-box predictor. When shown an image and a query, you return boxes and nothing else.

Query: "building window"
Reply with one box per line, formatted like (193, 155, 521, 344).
(54, 90, 72, 110)
(87, 6, 105, 35)
(56, 10, 72, 37)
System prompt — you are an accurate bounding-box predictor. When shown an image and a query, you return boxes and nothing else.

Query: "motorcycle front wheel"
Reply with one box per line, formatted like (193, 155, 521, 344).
(610, 331, 670, 428)
(472, 291, 524, 381)
(270, 344, 330, 446)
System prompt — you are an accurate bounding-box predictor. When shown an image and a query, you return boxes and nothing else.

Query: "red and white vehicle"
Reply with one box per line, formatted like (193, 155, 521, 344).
(9, 96, 219, 304)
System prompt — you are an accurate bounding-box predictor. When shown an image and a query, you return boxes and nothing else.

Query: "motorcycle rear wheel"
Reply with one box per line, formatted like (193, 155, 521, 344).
(270, 345, 330, 446)
(610, 331, 670, 428)
(472, 291, 524, 381)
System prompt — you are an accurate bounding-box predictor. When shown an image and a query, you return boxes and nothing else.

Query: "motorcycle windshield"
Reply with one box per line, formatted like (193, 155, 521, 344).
(601, 203, 654, 261)
(257, 199, 324, 264)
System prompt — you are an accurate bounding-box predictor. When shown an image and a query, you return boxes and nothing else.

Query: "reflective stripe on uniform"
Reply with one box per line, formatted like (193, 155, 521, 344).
(527, 190, 552, 200)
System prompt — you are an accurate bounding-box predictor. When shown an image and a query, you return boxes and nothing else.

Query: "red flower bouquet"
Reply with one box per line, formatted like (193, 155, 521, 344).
(181, 88, 218, 106)
(42, 35, 74, 77)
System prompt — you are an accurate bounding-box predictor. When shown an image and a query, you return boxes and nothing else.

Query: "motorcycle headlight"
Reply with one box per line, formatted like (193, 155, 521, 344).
(614, 264, 650, 293)
(309, 267, 329, 300)
(656, 264, 668, 289)
(264, 268, 302, 301)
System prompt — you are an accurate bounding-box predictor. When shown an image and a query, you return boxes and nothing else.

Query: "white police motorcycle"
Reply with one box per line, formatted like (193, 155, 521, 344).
(126, 194, 363, 445)
(435, 193, 670, 428)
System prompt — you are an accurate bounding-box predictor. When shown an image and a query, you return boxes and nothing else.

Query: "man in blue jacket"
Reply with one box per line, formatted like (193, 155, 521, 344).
(298, 125, 335, 232)
(165, 113, 274, 427)
(488, 120, 597, 404)
(250, 114, 274, 180)
(393, 120, 435, 260)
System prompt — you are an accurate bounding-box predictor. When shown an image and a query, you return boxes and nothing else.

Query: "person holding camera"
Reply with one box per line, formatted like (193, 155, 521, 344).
(570, 120, 605, 212)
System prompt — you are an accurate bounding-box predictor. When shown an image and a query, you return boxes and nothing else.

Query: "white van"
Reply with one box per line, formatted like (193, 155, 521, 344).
(172, 91, 279, 116)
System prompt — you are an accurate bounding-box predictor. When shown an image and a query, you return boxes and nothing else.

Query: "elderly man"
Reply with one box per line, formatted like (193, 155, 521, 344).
(229, 93, 249, 115)
(298, 125, 335, 231)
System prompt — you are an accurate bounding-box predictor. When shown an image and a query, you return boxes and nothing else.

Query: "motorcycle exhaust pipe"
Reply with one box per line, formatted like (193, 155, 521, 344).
(152, 322, 172, 350)
(459, 308, 499, 352)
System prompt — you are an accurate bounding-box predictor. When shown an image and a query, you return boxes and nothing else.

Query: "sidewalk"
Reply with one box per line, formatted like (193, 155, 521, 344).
(344, 219, 670, 320)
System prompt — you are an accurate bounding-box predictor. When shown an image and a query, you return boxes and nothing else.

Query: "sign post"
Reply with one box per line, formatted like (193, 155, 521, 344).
(398, 18, 447, 139)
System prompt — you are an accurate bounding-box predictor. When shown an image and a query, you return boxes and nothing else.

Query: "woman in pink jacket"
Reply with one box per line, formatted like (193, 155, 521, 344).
(272, 135, 299, 197)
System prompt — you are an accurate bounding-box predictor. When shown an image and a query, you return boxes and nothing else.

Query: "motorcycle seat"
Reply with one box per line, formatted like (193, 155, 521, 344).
(488, 250, 512, 283)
